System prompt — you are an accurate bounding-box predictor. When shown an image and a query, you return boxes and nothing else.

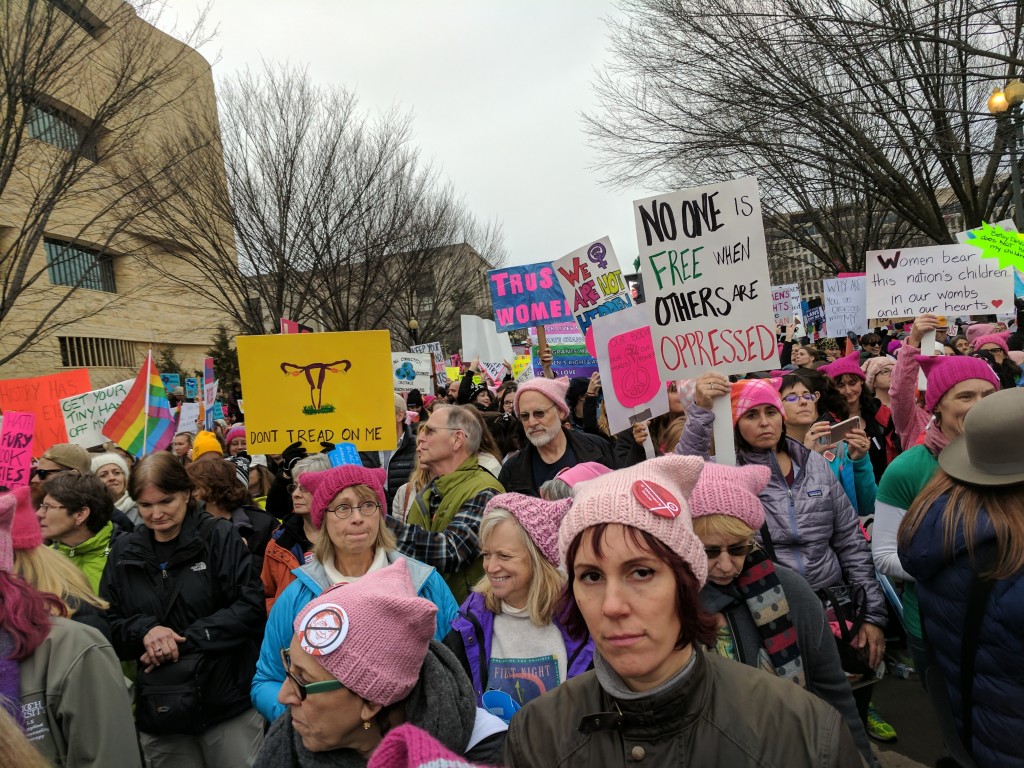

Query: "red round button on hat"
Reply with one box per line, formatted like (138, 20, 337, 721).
(631, 480, 681, 519)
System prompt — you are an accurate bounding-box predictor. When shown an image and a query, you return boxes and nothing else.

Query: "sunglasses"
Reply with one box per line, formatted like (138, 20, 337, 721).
(30, 467, 71, 481)
(280, 648, 345, 701)
(704, 542, 756, 559)
(518, 405, 555, 423)
(287, 483, 310, 494)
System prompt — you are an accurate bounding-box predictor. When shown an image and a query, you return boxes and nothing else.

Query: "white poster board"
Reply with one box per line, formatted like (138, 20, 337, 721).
(177, 402, 201, 435)
(59, 379, 133, 447)
(823, 276, 868, 336)
(411, 342, 448, 387)
(391, 353, 433, 393)
(552, 236, 632, 335)
(770, 283, 805, 337)
(865, 244, 1013, 320)
(592, 305, 670, 434)
(460, 315, 514, 364)
(633, 176, 780, 380)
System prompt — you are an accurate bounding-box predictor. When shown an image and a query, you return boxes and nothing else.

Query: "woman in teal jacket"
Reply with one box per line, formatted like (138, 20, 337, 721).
(249, 464, 457, 723)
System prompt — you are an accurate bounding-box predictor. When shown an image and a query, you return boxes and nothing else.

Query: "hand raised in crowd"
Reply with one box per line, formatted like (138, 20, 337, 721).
(631, 420, 649, 446)
(141, 625, 186, 672)
(586, 371, 601, 395)
(503, 358, 513, 371)
(693, 371, 730, 409)
(469, 357, 480, 372)
(908, 313, 943, 348)
(281, 440, 308, 472)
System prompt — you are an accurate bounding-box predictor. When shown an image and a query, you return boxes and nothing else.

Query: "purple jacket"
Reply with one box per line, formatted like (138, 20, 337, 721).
(676, 404, 886, 627)
(446, 592, 594, 702)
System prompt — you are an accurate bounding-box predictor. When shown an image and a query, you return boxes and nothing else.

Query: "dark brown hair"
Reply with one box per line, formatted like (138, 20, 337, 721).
(187, 459, 250, 510)
(43, 472, 113, 534)
(557, 523, 717, 649)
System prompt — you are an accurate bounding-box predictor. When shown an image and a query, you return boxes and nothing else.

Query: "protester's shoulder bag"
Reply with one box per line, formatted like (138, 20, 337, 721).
(816, 582, 876, 681)
(135, 518, 217, 736)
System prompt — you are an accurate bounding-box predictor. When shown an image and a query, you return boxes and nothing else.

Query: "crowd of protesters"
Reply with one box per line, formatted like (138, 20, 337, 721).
(1, 306, 1023, 768)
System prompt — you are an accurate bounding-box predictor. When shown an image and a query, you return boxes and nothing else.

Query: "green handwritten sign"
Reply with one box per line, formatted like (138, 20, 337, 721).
(966, 221, 1024, 271)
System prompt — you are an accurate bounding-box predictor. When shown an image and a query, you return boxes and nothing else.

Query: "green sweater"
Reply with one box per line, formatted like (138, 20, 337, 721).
(53, 521, 114, 595)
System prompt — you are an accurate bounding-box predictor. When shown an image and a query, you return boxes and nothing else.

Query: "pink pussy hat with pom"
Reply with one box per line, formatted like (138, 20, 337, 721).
(730, 378, 784, 426)
(485, 492, 572, 566)
(292, 559, 437, 706)
(302, 464, 387, 529)
(916, 354, 999, 413)
(821, 350, 866, 381)
(559, 454, 708, 586)
(514, 377, 570, 419)
(689, 462, 770, 531)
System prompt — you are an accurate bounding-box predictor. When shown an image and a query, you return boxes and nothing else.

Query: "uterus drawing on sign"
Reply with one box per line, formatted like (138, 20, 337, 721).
(281, 360, 351, 415)
(620, 343, 650, 398)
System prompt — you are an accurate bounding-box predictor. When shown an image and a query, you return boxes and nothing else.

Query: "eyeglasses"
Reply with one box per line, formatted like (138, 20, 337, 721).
(863, 342, 880, 348)
(420, 423, 461, 437)
(287, 483, 310, 494)
(280, 648, 345, 701)
(781, 392, 819, 403)
(704, 542, 756, 559)
(518, 405, 555, 423)
(38, 502, 69, 514)
(326, 501, 380, 520)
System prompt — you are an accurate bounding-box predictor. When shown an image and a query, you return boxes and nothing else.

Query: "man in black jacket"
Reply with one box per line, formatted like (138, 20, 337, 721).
(497, 378, 615, 497)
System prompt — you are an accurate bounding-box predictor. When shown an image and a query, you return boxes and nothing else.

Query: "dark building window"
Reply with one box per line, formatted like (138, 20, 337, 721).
(45, 238, 117, 293)
(27, 103, 97, 161)
(58, 336, 136, 368)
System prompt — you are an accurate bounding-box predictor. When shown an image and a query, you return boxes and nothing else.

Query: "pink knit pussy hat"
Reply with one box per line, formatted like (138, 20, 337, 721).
(514, 377, 570, 419)
(730, 378, 784, 426)
(916, 354, 1000, 413)
(368, 724, 485, 768)
(302, 464, 387, 529)
(0, 493, 14, 573)
(293, 559, 437, 706)
(821, 350, 866, 382)
(485, 492, 572, 566)
(225, 424, 246, 444)
(861, 356, 895, 392)
(972, 332, 1010, 355)
(559, 454, 708, 586)
(966, 323, 994, 345)
(555, 461, 613, 488)
(689, 462, 770, 531)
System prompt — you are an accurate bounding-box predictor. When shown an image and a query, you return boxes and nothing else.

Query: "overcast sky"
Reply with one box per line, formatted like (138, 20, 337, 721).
(156, 1, 656, 270)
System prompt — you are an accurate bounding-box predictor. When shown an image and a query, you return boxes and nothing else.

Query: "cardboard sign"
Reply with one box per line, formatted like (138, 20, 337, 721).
(865, 244, 1013, 320)
(184, 377, 198, 399)
(160, 373, 180, 392)
(552, 236, 632, 334)
(634, 177, 779, 379)
(177, 402, 200, 434)
(592, 305, 670, 434)
(487, 263, 572, 332)
(0, 369, 92, 457)
(203, 378, 218, 429)
(512, 355, 535, 384)
(236, 330, 395, 453)
(461, 315, 514, 364)
(59, 379, 134, 447)
(804, 303, 827, 339)
(479, 361, 506, 386)
(391, 352, 433, 393)
(770, 283, 805, 337)
(525, 323, 600, 379)
(0, 412, 34, 488)
(445, 366, 461, 384)
(411, 342, 447, 387)
(823, 276, 868, 336)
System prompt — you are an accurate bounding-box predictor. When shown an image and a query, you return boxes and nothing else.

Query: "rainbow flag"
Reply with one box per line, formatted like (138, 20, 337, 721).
(101, 352, 174, 456)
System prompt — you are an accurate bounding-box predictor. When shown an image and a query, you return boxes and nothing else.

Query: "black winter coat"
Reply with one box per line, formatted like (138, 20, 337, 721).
(100, 509, 266, 730)
(497, 429, 616, 497)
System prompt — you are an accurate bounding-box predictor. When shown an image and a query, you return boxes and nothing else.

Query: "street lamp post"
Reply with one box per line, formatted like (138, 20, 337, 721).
(407, 317, 419, 346)
(988, 79, 1024, 230)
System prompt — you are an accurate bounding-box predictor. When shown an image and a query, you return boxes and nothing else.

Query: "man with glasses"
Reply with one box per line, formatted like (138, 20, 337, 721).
(497, 378, 615, 498)
(29, 443, 92, 508)
(384, 404, 503, 602)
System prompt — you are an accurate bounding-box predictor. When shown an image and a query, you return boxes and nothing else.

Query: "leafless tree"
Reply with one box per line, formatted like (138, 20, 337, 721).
(588, 0, 1023, 275)
(0, 0, 209, 366)
(141, 64, 506, 341)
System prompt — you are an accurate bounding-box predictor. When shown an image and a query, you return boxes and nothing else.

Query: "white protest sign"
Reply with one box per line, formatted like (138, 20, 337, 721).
(592, 305, 670, 434)
(460, 315, 514, 364)
(634, 176, 779, 379)
(552, 236, 632, 334)
(865, 244, 1013, 320)
(204, 379, 218, 414)
(391, 353, 434, 393)
(823, 276, 868, 336)
(177, 402, 201, 434)
(59, 379, 133, 447)
(770, 283, 805, 338)
(479, 361, 506, 386)
(411, 342, 448, 387)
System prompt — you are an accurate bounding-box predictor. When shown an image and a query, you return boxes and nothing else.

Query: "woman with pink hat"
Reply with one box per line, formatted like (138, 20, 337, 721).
(821, 351, 890, 481)
(444, 493, 593, 721)
(505, 455, 864, 767)
(874, 312, 1001, 689)
(971, 331, 1022, 390)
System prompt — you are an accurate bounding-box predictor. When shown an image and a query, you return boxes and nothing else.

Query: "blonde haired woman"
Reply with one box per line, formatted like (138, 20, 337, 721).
(444, 493, 593, 721)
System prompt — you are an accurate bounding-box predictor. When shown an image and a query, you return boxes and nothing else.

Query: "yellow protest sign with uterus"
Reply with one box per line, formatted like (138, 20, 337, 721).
(236, 330, 396, 453)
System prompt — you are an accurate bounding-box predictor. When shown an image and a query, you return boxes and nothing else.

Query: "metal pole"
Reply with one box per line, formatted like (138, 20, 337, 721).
(1009, 106, 1024, 231)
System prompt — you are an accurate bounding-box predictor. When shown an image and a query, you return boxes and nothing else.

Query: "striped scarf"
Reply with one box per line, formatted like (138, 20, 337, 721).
(735, 548, 805, 686)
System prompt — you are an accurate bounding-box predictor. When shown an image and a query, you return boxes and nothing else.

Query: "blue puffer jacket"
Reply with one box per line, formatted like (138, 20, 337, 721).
(445, 592, 594, 703)
(250, 549, 459, 723)
(899, 495, 1024, 768)
(676, 404, 886, 627)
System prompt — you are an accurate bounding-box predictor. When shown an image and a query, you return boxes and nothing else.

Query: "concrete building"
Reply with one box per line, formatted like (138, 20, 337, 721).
(0, 0, 236, 388)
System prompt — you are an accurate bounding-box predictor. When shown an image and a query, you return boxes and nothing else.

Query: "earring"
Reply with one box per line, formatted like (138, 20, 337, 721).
(362, 721, 372, 731)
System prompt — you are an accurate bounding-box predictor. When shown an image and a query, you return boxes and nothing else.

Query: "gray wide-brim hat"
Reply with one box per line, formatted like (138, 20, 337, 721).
(938, 388, 1024, 487)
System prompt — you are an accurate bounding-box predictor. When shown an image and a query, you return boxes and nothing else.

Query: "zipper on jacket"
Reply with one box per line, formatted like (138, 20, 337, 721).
(768, 450, 807, 577)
